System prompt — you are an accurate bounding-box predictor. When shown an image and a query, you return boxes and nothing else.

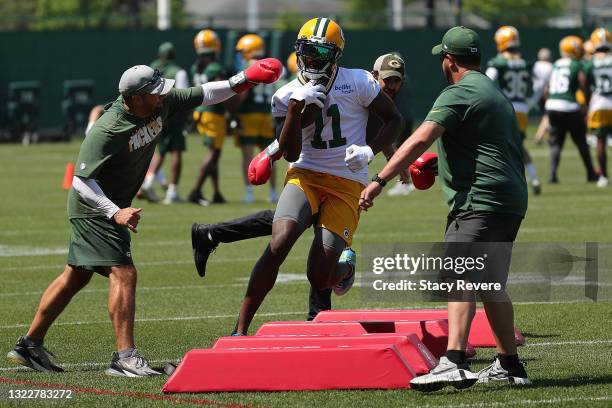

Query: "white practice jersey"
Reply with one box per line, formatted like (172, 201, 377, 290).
(271, 67, 380, 185)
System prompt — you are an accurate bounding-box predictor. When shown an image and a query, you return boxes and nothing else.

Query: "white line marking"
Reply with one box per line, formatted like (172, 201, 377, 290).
(422, 396, 612, 408)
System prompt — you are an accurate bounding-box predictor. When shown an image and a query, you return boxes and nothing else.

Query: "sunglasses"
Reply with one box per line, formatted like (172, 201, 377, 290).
(132, 69, 162, 95)
(296, 41, 335, 61)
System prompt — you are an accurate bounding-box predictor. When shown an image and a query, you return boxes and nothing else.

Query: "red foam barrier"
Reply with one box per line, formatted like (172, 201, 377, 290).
(162, 345, 414, 392)
(214, 332, 437, 374)
(254, 319, 472, 359)
(255, 321, 367, 336)
(313, 308, 524, 347)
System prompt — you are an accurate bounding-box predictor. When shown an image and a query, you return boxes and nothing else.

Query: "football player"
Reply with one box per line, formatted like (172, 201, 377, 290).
(230, 17, 403, 335)
(188, 29, 228, 205)
(486, 26, 541, 194)
(234, 34, 278, 203)
(545, 35, 597, 183)
(585, 28, 612, 187)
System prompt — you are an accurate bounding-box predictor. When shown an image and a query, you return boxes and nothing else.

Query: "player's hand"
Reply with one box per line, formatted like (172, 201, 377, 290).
(248, 140, 281, 185)
(229, 58, 283, 93)
(290, 82, 326, 109)
(359, 182, 383, 211)
(409, 152, 438, 190)
(113, 207, 142, 233)
(345, 144, 374, 172)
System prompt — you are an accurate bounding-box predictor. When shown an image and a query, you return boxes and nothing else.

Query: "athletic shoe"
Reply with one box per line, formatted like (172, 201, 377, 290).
(334, 248, 356, 296)
(410, 356, 478, 392)
(477, 357, 531, 385)
(141, 185, 159, 203)
(187, 190, 210, 207)
(387, 181, 415, 196)
(597, 175, 609, 188)
(268, 190, 279, 203)
(243, 191, 255, 204)
(6, 337, 64, 373)
(192, 223, 218, 278)
(531, 178, 541, 195)
(163, 191, 182, 205)
(212, 192, 226, 204)
(105, 349, 161, 377)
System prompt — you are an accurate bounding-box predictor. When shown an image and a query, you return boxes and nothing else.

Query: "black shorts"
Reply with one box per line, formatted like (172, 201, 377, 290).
(439, 210, 523, 297)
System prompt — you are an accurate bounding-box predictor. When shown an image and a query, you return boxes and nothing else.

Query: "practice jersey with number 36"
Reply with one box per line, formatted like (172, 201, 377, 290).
(271, 67, 380, 186)
(486, 54, 533, 114)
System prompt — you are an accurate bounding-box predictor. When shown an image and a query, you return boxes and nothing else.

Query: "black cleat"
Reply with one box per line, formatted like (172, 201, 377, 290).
(188, 190, 210, 207)
(7, 337, 64, 373)
(191, 223, 218, 277)
(212, 192, 226, 204)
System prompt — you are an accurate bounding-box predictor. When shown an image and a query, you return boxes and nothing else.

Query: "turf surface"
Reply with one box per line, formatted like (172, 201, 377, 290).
(0, 130, 611, 407)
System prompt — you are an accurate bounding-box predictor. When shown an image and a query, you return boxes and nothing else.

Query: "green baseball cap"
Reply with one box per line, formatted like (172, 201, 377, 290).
(158, 41, 175, 57)
(431, 26, 480, 56)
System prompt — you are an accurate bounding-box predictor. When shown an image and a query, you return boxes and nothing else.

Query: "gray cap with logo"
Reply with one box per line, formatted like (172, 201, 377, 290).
(118, 65, 175, 96)
(373, 53, 405, 80)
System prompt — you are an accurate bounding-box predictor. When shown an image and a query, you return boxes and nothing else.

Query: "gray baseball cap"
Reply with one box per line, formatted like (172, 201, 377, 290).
(118, 65, 175, 96)
(373, 53, 405, 80)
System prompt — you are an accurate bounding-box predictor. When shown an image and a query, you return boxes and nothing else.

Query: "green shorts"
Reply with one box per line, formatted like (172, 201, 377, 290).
(67, 217, 132, 276)
(158, 128, 186, 155)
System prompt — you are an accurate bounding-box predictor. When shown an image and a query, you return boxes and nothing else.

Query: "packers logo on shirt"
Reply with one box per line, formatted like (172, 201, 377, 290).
(128, 116, 163, 152)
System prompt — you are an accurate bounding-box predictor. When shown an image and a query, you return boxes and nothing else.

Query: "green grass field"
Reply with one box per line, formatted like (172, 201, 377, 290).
(0, 129, 611, 407)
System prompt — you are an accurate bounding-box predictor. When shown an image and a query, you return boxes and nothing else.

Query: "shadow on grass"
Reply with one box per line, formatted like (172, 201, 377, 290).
(532, 374, 612, 388)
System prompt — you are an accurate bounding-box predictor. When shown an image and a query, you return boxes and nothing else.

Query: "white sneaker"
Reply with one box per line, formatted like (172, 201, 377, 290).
(163, 191, 182, 205)
(141, 186, 159, 203)
(268, 190, 279, 203)
(531, 178, 542, 195)
(597, 176, 609, 188)
(477, 357, 530, 385)
(243, 191, 255, 204)
(587, 135, 598, 148)
(387, 182, 415, 196)
(105, 349, 161, 377)
(410, 356, 478, 392)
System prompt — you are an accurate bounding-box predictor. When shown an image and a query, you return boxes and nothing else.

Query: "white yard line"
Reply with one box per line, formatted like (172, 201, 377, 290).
(422, 396, 612, 408)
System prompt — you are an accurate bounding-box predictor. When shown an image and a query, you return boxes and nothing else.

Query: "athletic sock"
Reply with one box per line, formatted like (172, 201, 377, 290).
(167, 184, 177, 195)
(498, 353, 521, 371)
(525, 163, 538, 180)
(445, 349, 466, 366)
(245, 185, 253, 194)
(118, 347, 136, 359)
(155, 169, 167, 186)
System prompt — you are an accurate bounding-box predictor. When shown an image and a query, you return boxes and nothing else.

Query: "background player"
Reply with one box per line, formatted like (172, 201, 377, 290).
(585, 28, 612, 188)
(486, 26, 541, 194)
(141, 42, 190, 204)
(234, 34, 278, 203)
(545, 35, 597, 183)
(188, 29, 229, 205)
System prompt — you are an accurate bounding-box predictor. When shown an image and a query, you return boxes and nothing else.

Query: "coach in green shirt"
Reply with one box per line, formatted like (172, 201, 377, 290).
(360, 26, 529, 391)
(7, 60, 282, 377)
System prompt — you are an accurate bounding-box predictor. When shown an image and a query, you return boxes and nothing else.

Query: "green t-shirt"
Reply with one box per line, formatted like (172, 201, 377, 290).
(547, 58, 582, 102)
(67, 87, 204, 218)
(584, 54, 612, 96)
(151, 59, 189, 134)
(192, 61, 226, 114)
(151, 59, 182, 80)
(240, 83, 275, 114)
(424, 71, 527, 217)
(487, 54, 532, 104)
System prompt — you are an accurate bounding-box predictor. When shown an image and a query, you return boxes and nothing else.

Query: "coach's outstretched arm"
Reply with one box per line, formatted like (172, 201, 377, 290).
(200, 58, 282, 106)
(360, 121, 445, 210)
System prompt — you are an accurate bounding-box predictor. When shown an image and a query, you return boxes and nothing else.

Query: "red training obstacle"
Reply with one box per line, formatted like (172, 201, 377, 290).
(162, 345, 415, 392)
(214, 332, 437, 374)
(313, 308, 525, 347)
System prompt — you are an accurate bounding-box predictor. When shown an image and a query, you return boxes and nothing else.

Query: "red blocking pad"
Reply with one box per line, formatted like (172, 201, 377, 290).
(214, 332, 437, 374)
(254, 319, 472, 359)
(255, 321, 368, 336)
(162, 345, 415, 392)
(314, 308, 525, 347)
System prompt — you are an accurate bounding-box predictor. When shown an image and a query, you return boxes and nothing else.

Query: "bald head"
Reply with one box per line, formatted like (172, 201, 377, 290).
(537, 48, 551, 62)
